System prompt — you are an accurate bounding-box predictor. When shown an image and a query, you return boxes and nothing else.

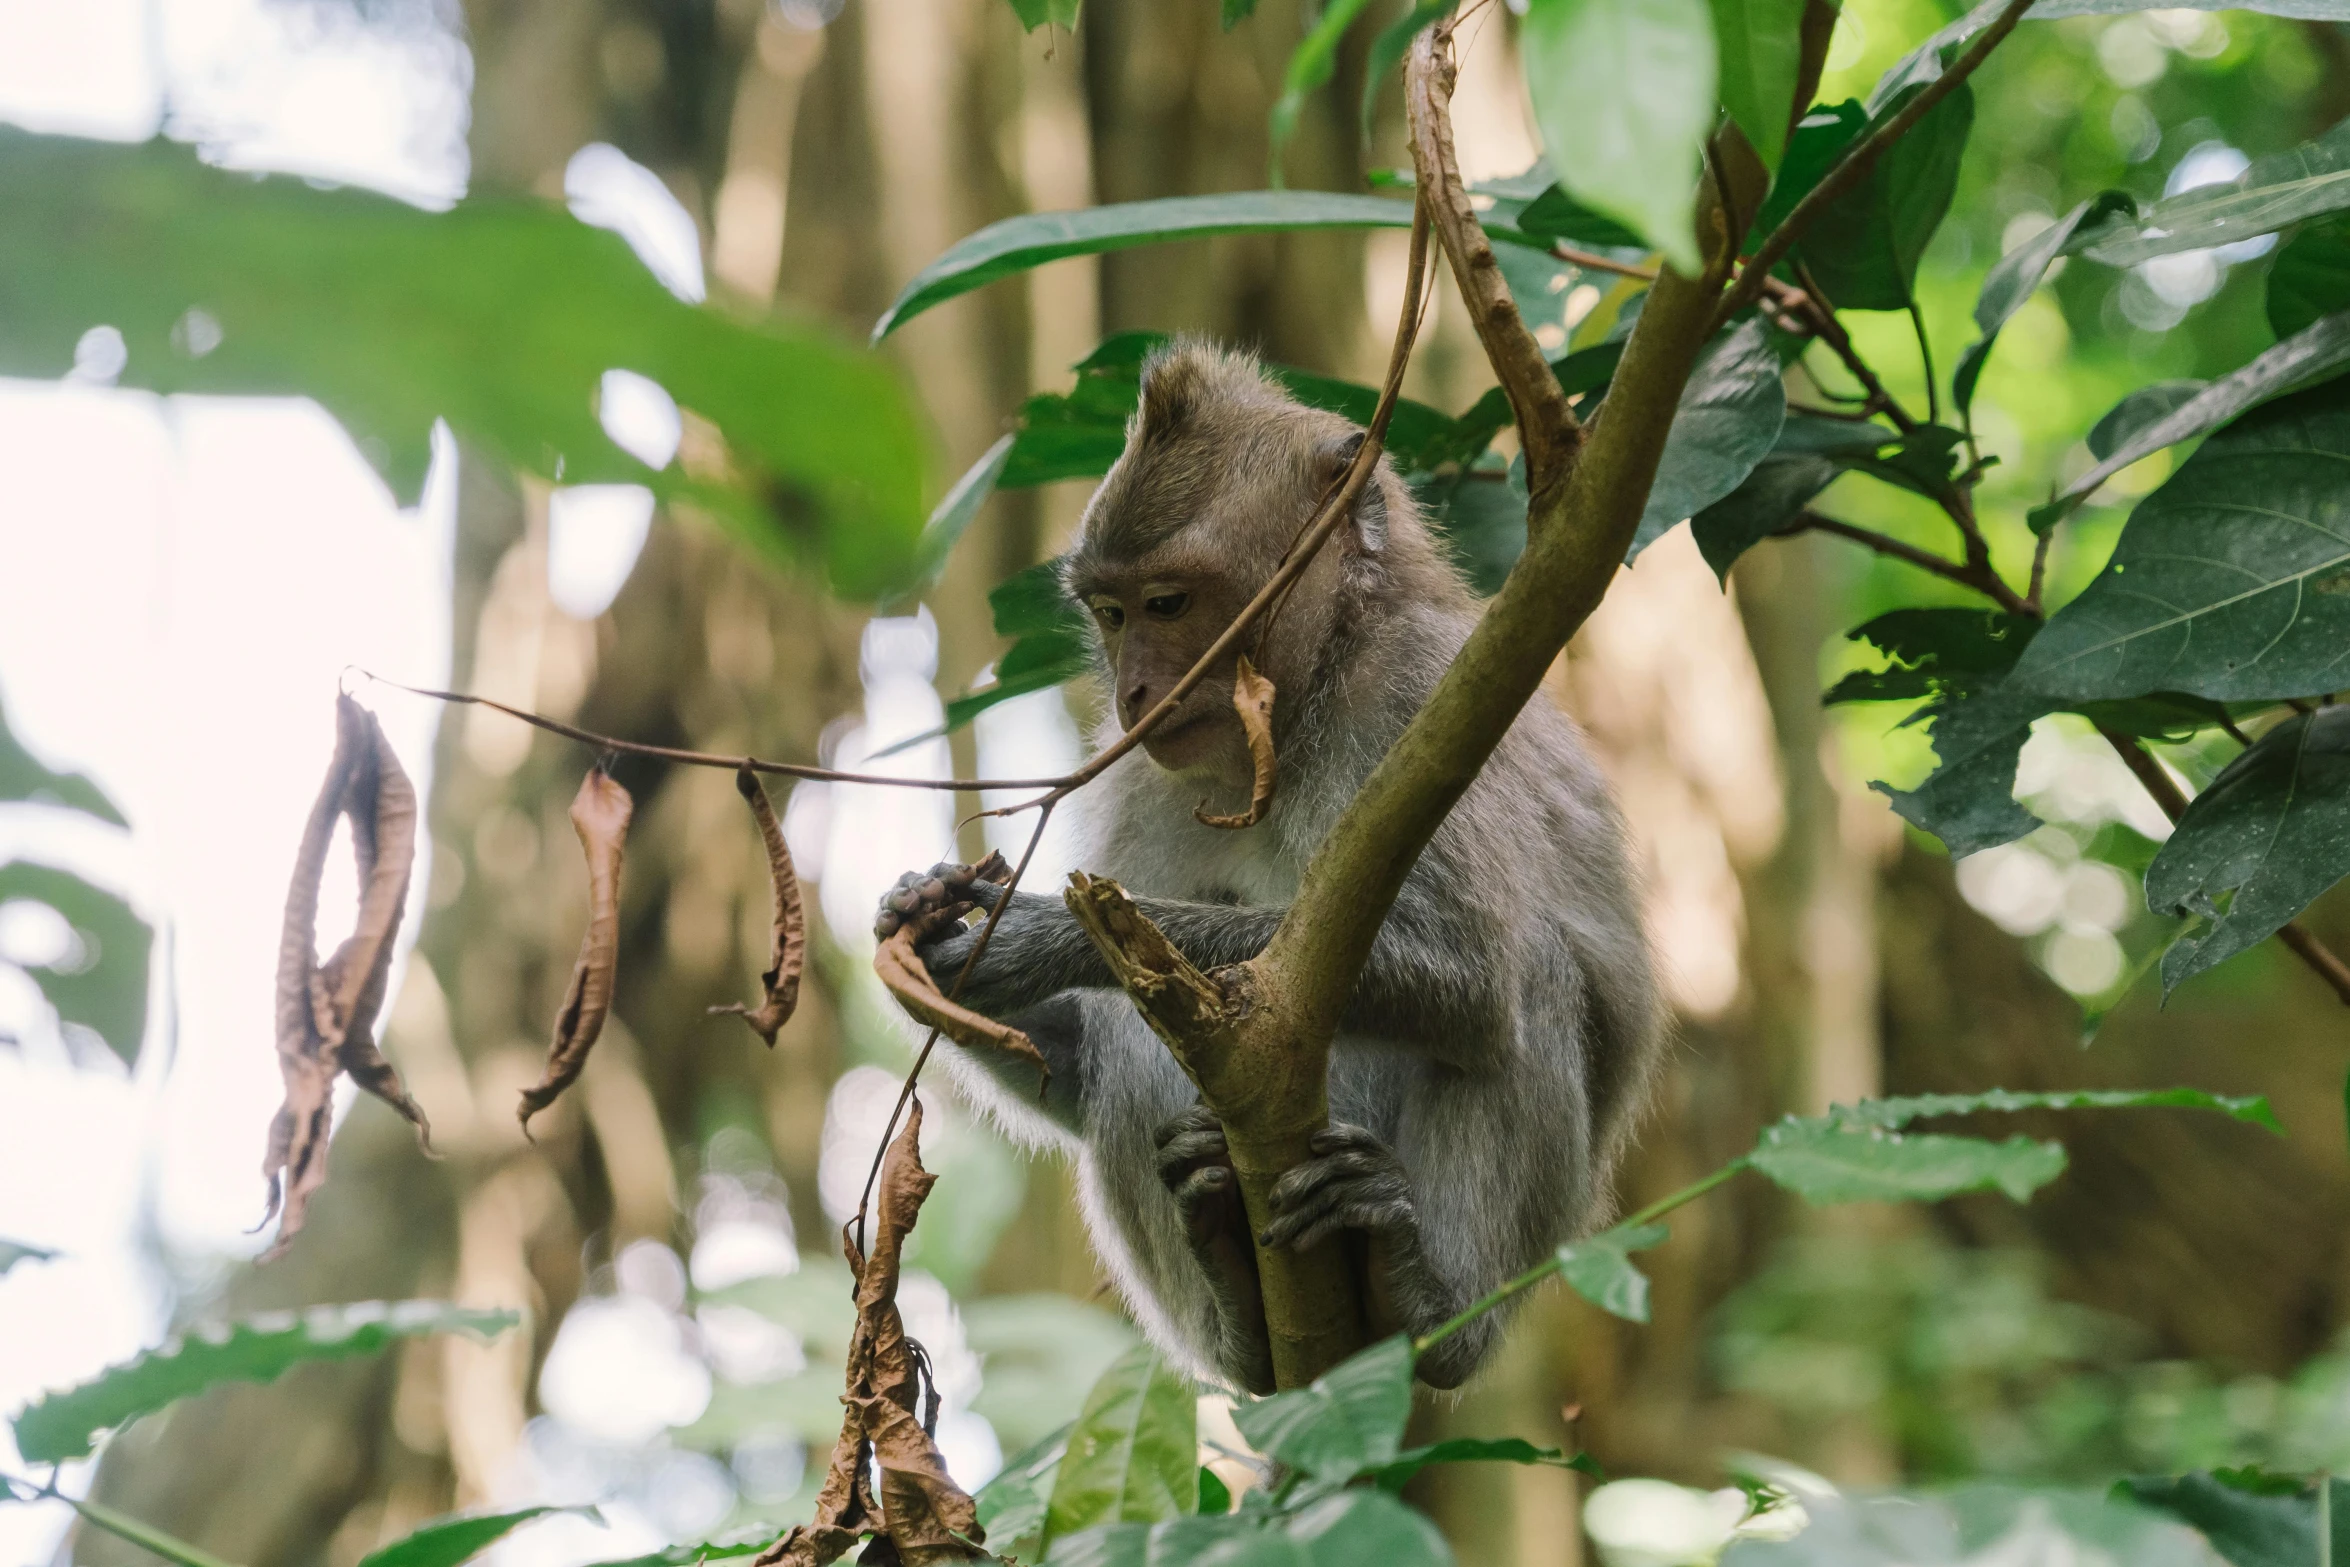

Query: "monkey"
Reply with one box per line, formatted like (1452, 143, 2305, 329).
(875, 341, 1662, 1393)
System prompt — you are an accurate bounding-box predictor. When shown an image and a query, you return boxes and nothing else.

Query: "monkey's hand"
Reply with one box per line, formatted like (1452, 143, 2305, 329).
(1260, 1122, 1485, 1389)
(1155, 1105, 1274, 1395)
(872, 860, 1099, 1016)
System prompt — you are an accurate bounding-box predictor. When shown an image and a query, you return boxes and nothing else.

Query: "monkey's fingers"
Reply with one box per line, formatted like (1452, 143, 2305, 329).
(1172, 1167, 1240, 1247)
(1266, 1146, 1394, 1211)
(1152, 1103, 1227, 1151)
(1154, 1123, 1232, 1187)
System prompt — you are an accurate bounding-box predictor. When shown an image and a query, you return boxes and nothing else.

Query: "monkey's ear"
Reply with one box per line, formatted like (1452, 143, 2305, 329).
(1316, 433, 1388, 554)
(1137, 350, 1205, 442)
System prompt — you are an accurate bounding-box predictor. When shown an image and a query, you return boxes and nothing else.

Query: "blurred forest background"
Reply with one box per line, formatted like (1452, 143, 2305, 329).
(4, 1, 2350, 1564)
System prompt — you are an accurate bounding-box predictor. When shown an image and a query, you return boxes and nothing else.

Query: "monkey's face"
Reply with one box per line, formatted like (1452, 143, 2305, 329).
(1076, 548, 1257, 783)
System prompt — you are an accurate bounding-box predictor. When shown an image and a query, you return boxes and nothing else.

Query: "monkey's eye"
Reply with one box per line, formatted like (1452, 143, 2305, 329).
(1090, 600, 1126, 632)
(1143, 592, 1190, 620)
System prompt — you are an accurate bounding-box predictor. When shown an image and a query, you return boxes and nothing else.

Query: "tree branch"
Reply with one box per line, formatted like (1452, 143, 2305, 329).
(1790, 511, 2029, 614)
(1714, 0, 2038, 332)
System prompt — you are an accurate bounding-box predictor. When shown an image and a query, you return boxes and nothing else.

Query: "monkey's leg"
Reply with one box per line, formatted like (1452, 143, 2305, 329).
(1257, 1122, 1495, 1390)
(1154, 1106, 1275, 1396)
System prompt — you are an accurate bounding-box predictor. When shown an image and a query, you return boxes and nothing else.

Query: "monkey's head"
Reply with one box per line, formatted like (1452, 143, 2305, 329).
(1063, 341, 1465, 783)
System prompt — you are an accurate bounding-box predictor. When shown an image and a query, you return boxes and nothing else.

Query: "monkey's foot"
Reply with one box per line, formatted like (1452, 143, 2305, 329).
(1155, 1104, 1248, 1251)
(871, 857, 1007, 942)
(1257, 1122, 1416, 1254)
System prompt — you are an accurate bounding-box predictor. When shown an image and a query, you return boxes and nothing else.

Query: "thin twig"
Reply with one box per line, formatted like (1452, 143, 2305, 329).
(1714, 0, 2039, 332)
(1791, 261, 1918, 433)
(1789, 511, 2028, 613)
(1553, 243, 1656, 283)
(2025, 527, 2054, 612)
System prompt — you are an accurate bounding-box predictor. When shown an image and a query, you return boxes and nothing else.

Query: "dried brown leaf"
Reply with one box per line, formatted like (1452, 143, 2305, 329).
(755, 1103, 983, 1567)
(1195, 655, 1276, 829)
(874, 912, 1048, 1094)
(710, 764, 805, 1046)
(263, 695, 431, 1256)
(519, 767, 634, 1134)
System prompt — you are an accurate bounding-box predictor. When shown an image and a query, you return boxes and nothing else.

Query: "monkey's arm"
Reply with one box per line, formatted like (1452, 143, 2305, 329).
(919, 880, 1501, 1050)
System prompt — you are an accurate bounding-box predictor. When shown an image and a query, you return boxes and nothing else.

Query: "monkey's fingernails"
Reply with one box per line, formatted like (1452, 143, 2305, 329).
(875, 911, 901, 939)
(920, 877, 948, 903)
(887, 888, 922, 914)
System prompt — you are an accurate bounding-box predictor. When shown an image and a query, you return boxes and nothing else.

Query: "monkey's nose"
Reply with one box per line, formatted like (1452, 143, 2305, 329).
(1122, 681, 1152, 725)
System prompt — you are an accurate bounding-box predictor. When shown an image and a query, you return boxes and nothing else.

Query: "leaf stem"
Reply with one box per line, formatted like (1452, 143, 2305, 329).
(1411, 1158, 1751, 1356)
(0, 1475, 248, 1567)
(1788, 511, 2025, 612)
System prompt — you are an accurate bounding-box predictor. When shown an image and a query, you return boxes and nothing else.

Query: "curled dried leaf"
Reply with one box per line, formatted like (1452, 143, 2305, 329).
(757, 1104, 984, 1567)
(519, 768, 634, 1135)
(709, 764, 805, 1046)
(873, 871, 1048, 1094)
(263, 695, 431, 1257)
(1195, 655, 1276, 829)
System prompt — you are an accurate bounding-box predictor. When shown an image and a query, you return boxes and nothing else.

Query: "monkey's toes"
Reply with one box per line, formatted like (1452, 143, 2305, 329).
(1154, 1112, 1231, 1190)
(1259, 1128, 1414, 1253)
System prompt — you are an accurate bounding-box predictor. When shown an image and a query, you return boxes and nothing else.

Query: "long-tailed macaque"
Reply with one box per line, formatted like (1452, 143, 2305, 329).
(877, 342, 1662, 1391)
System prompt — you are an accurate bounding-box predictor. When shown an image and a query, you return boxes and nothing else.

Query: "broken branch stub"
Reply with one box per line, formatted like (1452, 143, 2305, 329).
(757, 1101, 984, 1567)
(263, 695, 432, 1257)
(519, 767, 634, 1134)
(1195, 656, 1277, 830)
(710, 763, 807, 1045)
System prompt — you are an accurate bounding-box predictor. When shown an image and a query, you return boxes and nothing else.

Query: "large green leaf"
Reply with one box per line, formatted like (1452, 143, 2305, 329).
(1628, 319, 1788, 557)
(2121, 1472, 2350, 1567)
(1044, 1488, 1450, 1567)
(1363, 1438, 1598, 1491)
(1520, 0, 1717, 275)
(2087, 379, 2210, 462)
(2269, 216, 2350, 341)
(1872, 684, 2054, 858)
(1709, 0, 1807, 171)
(876, 193, 1432, 340)
(357, 1507, 592, 1567)
(2145, 707, 2350, 992)
(976, 1422, 1073, 1564)
(2083, 116, 2350, 268)
(0, 691, 123, 825)
(1689, 414, 1894, 580)
(1802, 67, 1974, 312)
(2012, 372, 2350, 702)
(0, 1239, 56, 1278)
(0, 133, 926, 599)
(1955, 192, 2136, 417)
(1271, 0, 1378, 180)
(2029, 310, 2350, 535)
(1042, 1345, 1200, 1547)
(12, 1301, 519, 1463)
(1748, 1116, 2068, 1205)
(1231, 1334, 1414, 1488)
(1556, 1222, 1671, 1323)
(885, 433, 1014, 611)
(1848, 1086, 2281, 1133)
(0, 859, 152, 1068)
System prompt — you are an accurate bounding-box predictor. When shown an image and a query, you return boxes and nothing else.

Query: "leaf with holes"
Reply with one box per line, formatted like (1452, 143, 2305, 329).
(2013, 373, 2350, 699)
(2145, 707, 2350, 992)
(1872, 682, 2054, 858)
(1041, 1344, 1200, 1548)
(1748, 1117, 2067, 1205)
(2083, 116, 2350, 268)
(1232, 1334, 1414, 1488)
(1846, 1086, 2281, 1133)
(12, 1301, 519, 1463)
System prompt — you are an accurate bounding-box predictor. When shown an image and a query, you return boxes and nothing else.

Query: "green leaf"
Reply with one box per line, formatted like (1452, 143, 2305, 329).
(2029, 310, 2350, 535)
(1748, 1116, 2068, 1205)
(0, 132, 926, 599)
(2083, 116, 2350, 268)
(1231, 1335, 1414, 1488)
(1284, 1489, 1452, 1565)
(1272, 0, 1377, 182)
(0, 1239, 56, 1278)
(1556, 1222, 1670, 1322)
(12, 1301, 519, 1463)
(2012, 372, 2350, 701)
(1754, 100, 1866, 239)
(884, 434, 1013, 611)
(2145, 707, 2350, 992)
(1627, 319, 1788, 557)
(1689, 414, 1892, 579)
(570, 1531, 777, 1567)
(1785, 70, 1975, 311)
(1848, 606, 2039, 675)
(1843, 1087, 2282, 1134)
(876, 193, 1429, 340)
(2121, 1471, 2350, 1567)
(1709, 0, 1806, 171)
(1364, 3, 1457, 139)
(2087, 379, 2210, 462)
(1872, 683, 2053, 858)
(1422, 471, 1529, 596)
(1955, 192, 2136, 416)
(1516, 185, 1648, 252)
(357, 1507, 592, 1567)
(2269, 215, 2350, 341)
(0, 859, 152, 1069)
(1042, 1344, 1200, 1547)
(0, 691, 124, 825)
(1363, 1437, 1600, 1491)
(1006, 0, 1082, 31)
(1520, 0, 1717, 275)
(1043, 1489, 1451, 1567)
(1223, 0, 1260, 26)
(1198, 1467, 1233, 1515)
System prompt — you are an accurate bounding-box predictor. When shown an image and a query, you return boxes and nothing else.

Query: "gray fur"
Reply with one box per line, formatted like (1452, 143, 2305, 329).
(895, 343, 1663, 1391)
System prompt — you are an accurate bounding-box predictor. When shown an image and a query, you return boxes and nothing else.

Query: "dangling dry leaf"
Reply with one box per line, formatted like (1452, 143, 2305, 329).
(1195, 655, 1277, 829)
(263, 695, 432, 1257)
(518, 767, 634, 1135)
(710, 764, 805, 1046)
(757, 1102, 985, 1567)
(872, 854, 1048, 1094)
